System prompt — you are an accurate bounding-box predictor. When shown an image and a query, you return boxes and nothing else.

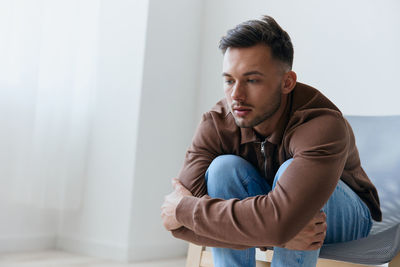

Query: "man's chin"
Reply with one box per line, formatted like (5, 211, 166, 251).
(234, 118, 254, 128)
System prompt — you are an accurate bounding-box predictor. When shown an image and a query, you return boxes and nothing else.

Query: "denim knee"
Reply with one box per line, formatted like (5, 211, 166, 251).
(272, 158, 294, 189)
(206, 155, 271, 200)
(206, 155, 245, 187)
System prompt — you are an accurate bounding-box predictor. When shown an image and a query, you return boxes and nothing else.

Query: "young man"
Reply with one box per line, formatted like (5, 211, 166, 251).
(161, 16, 381, 267)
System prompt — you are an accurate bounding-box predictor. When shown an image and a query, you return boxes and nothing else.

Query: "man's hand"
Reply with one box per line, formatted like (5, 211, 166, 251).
(281, 211, 327, 250)
(161, 178, 193, 231)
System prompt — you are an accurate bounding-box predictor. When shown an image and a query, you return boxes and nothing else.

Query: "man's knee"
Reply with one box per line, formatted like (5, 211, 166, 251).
(206, 155, 244, 184)
(272, 158, 293, 189)
(206, 155, 249, 197)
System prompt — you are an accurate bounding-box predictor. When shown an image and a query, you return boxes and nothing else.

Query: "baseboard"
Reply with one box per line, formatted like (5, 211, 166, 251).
(0, 235, 56, 253)
(56, 235, 128, 261)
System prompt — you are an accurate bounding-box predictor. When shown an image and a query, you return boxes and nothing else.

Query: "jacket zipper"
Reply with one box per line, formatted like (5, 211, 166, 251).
(260, 139, 268, 178)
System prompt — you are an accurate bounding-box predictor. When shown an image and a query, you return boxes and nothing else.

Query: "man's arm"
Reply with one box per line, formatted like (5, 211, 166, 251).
(173, 216, 327, 251)
(161, 178, 252, 249)
(173, 113, 348, 247)
(162, 179, 327, 250)
(175, 112, 225, 197)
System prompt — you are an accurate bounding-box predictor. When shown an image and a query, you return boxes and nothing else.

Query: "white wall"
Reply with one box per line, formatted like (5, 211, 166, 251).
(0, 0, 58, 242)
(128, 0, 203, 261)
(0, 0, 99, 254)
(57, 0, 204, 261)
(197, 0, 400, 117)
(57, 0, 149, 261)
(0, 201, 57, 252)
(1, 0, 202, 261)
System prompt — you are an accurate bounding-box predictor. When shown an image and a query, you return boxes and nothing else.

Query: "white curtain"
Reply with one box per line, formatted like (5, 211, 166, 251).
(0, 0, 100, 210)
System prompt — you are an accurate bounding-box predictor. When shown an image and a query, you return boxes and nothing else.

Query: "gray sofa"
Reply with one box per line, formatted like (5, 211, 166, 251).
(320, 116, 400, 265)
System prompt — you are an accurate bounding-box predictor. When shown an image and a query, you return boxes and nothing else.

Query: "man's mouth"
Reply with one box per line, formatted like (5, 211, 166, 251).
(232, 106, 252, 117)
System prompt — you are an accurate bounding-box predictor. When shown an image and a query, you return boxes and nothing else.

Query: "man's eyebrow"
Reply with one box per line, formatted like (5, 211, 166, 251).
(221, 71, 265, 77)
(243, 71, 265, 76)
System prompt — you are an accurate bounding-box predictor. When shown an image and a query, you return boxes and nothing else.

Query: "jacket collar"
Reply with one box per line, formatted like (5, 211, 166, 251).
(239, 92, 293, 145)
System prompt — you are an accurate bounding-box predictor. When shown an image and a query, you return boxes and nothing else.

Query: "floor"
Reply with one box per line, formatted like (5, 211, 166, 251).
(0, 250, 389, 267)
(0, 250, 186, 267)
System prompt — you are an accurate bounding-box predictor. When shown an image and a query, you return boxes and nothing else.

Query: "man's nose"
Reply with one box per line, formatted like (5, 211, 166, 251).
(231, 82, 245, 102)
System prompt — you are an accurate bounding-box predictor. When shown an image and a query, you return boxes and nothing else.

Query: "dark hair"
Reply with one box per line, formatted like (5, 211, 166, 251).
(219, 15, 294, 69)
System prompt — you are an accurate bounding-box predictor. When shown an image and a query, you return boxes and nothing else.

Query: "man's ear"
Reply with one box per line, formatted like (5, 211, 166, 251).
(281, 71, 297, 94)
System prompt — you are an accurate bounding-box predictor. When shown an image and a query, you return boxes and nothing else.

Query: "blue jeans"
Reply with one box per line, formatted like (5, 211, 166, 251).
(205, 155, 372, 267)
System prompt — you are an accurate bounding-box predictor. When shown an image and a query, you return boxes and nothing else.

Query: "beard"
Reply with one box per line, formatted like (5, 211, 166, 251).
(232, 89, 282, 128)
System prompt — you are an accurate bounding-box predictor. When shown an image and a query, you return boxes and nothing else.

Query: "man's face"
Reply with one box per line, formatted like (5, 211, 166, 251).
(222, 44, 285, 128)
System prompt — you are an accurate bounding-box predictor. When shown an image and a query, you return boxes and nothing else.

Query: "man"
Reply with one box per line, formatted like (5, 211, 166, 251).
(161, 16, 381, 267)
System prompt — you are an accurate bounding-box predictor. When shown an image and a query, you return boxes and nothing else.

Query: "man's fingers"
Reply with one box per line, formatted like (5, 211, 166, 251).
(314, 222, 327, 235)
(310, 211, 326, 225)
(172, 178, 185, 191)
(315, 229, 326, 239)
(173, 182, 185, 193)
(172, 178, 179, 187)
(315, 211, 326, 220)
(172, 179, 193, 197)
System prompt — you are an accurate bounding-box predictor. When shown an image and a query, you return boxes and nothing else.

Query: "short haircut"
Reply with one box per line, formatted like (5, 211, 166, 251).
(219, 15, 294, 69)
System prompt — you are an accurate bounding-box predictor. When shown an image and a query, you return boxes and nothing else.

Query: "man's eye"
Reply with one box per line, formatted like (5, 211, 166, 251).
(225, 80, 234, 85)
(247, 79, 257, 83)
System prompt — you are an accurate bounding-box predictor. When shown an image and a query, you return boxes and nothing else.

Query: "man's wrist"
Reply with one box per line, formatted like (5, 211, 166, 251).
(175, 196, 198, 228)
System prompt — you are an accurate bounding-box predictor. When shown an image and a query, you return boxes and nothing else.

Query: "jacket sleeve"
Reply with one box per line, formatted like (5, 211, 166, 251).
(171, 112, 226, 244)
(176, 112, 224, 197)
(175, 113, 349, 247)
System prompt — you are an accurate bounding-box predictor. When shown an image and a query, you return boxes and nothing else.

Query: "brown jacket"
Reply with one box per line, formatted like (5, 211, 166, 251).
(172, 82, 381, 249)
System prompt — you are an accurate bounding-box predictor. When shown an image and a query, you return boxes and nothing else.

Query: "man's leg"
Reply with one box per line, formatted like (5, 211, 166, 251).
(206, 155, 271, 267)
(272, 159, 373, 267)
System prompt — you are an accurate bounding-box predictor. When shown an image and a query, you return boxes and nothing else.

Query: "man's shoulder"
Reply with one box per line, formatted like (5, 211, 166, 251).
(285, 107, 349, 153)
(202, 98, 234, 125)
(292, 82, 341, 113)
(208, 98, 230, 116)
(289, 108, 346, 133)
(199, 98, 240, 139)
(285, 82, 350, 149)
(193, 99, 241, 153)
(288, 82, 347, 133)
